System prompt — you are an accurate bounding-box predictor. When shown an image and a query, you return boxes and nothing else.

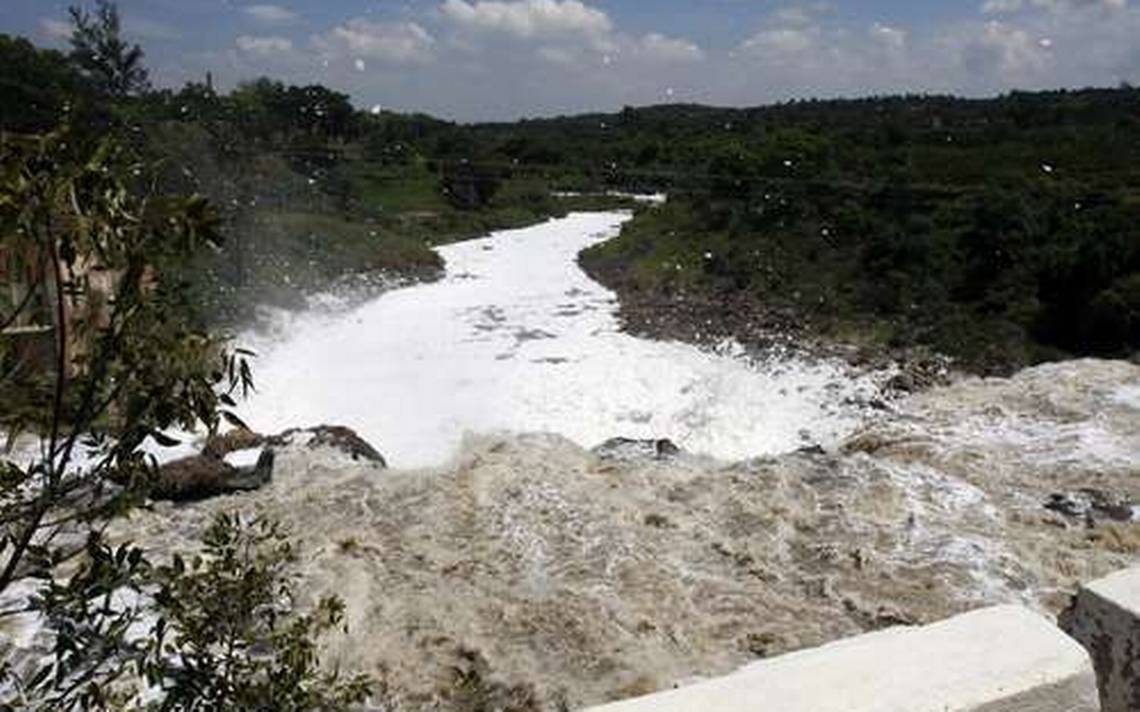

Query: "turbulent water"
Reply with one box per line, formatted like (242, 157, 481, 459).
(238, 211, 882, 468)
(115, 359, 1140, 710)
(5, 211, 1140, 710)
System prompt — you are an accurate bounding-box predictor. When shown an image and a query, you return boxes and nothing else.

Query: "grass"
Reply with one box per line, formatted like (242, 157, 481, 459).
(183, 155, 642, 328)
(182, 207, 444, 323)
(255, 210, 441, 275)
(345, 161, 449, 215)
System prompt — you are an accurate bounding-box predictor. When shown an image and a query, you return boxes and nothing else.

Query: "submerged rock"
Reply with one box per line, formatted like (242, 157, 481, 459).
(1045, 489, 1134, 526)
(592, 437, 682, 462)
(884, 352, 954, 394)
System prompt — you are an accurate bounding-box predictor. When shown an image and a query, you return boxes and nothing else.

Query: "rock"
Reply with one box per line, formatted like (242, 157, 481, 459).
(886, 371, 917, 394)
(153, 448, 274, 502)
(593, 437, 682, 462)
(203, 427, 264, 458)
(267, 425, 387, 466)
(1044, 489, 1134, 526)
(886, 353, 953, 394)
(795, 444, 827, 456)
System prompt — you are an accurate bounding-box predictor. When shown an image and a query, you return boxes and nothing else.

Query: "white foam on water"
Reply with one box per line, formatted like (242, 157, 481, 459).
(237, 211, 881, 469)
(1112, 383, 1140, 411)
(1, 430, 201, 477)
(224, 447, 264, 469)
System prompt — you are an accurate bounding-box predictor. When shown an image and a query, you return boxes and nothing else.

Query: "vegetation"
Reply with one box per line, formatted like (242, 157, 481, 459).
(0, 6, 371, 709)
(122, 79, 1140, 370)
(68, 0, 149, 98)
(550, 97, 1140, 372)
(4, 2, 1139, 370)
(14, 513, 371, 711)
(0, 0, 1138, 706)
(0, 120, 370, 711)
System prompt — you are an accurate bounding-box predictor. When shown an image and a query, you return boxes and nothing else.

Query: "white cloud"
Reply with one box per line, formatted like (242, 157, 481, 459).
(123, 17, 181, 41)
(738, 6, 826, 58)
(982, 0, 1026, 13)
(729, 9, 922, 101)
(436, 0, 700, 73)
(983, 0, 1126, 13)
(164, 0, 1140, 121)
(871, 23, 908, 51)
(39, 18, 72, 40)
(740, 26, 818, 56)
(537, 45, 577, 66)
(244, 4, 298, 25)
(771, 5, 826, 27)
(958, 20, 1052, 77)
(440, 0, 612, 40)
(938, 0, 1140, 91)
(41, 14, 178, 42)
(313, 19, 436, 64)
(235, 35, 294, 56)
(638, 33, 704, 63)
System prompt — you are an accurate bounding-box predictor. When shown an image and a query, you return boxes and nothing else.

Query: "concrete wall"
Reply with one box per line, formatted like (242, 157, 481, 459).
(585, 605, 1099, 712)
(1062, 567, 1140, 712)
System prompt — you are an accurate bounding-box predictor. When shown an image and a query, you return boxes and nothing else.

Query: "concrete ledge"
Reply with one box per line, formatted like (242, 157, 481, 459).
(1062, 566, 1140, 712)
(585, 606, 1098, 712)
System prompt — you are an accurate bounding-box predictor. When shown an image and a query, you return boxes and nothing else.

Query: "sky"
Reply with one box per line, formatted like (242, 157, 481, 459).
(5, 0, 1140, 121)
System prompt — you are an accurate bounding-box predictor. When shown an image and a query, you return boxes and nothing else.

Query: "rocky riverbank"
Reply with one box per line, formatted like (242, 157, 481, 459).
(109, 358, 1140, 710)
(577, 231, 958, 397)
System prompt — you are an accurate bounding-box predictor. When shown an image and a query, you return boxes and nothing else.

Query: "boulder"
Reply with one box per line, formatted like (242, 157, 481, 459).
(153, 448, 274, 502)
(1045, 489, 1134, 526)
(593, 437, 682, 462)
(267, 425, 387, 466)
(885, 353, 953, 394)
(202, 427, 265, 458)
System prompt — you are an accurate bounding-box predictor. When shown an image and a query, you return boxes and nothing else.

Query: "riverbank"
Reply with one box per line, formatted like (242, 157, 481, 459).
(576, 200, 958, 396)
(577, 195, 1140, 379)
(184, 176, 640, 330)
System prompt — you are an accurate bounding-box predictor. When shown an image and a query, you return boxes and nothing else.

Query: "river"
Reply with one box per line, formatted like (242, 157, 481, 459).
(238, 210, 883, 468)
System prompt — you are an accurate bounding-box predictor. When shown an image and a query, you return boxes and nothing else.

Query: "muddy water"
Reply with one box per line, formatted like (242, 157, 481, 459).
(6, 211, 1140, 710)
(120, 360, 1140, 710)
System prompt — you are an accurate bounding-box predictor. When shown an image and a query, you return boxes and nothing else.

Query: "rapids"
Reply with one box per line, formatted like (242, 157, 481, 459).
(112, 359, 1140, 709)
(3, 211, 1140, 710)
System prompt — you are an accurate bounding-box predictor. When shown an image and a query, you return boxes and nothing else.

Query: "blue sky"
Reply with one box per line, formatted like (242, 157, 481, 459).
(5, 1, 1139, 120)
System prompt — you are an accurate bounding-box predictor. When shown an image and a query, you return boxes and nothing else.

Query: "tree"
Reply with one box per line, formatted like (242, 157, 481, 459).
(14, 514, 371, 711)
(68, 1, 149, 98)
(439, 160, 502, 209)
(0, 35, 90, 133)
(0, 128, 370, 709)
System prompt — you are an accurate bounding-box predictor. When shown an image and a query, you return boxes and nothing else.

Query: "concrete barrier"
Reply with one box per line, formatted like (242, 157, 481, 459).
(1062, 566, 1140, 712)
(585, 606, 1098, 712)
